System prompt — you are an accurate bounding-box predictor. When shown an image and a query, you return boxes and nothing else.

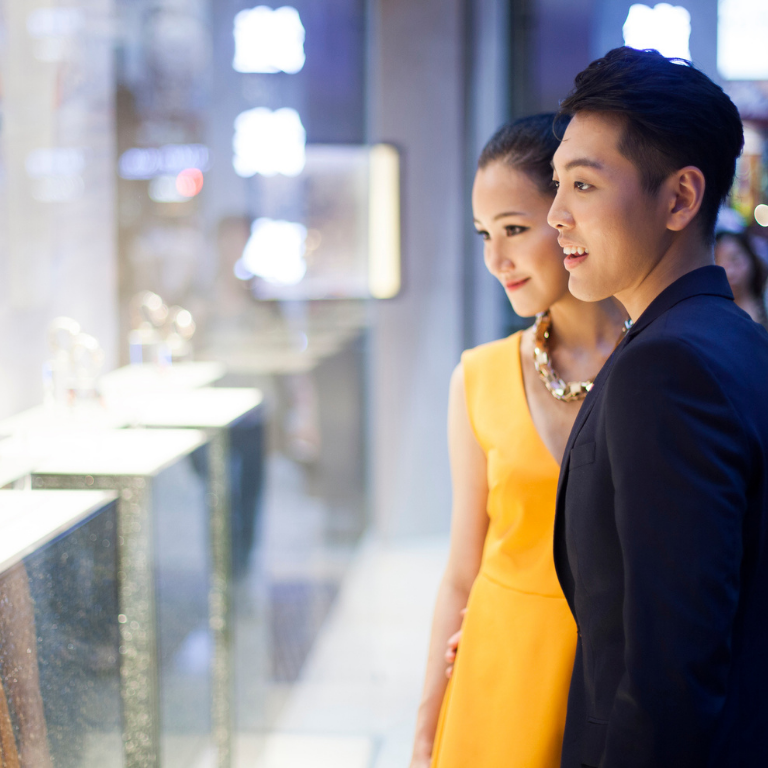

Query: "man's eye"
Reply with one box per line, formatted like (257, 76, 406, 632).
(575, 181, 593, 191)
(505, 225, 527, 236)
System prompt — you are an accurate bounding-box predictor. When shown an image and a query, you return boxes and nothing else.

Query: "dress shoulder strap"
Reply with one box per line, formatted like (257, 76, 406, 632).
(460, 332, 525, 453)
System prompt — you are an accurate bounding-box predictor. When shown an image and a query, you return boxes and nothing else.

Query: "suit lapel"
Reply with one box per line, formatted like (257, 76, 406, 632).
(556, 346, 619, 499)
(553, 346, 622, 609)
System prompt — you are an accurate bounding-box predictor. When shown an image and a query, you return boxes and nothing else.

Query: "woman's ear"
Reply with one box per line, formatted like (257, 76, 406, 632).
(666, 166, 706, 233)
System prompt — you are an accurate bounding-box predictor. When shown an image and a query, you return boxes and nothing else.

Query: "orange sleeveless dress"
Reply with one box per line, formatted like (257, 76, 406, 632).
(431, 332, 577, 767)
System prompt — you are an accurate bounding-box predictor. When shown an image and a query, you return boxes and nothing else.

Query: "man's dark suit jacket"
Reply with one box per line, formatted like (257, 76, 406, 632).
(555, 265, 768, 767)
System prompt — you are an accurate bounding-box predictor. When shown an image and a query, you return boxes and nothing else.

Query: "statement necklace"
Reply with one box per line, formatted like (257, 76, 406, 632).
(532, 311, 631, 402)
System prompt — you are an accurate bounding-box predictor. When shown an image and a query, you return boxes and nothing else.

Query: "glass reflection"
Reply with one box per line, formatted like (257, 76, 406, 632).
(154, 446, 213, 768)
(0, 504, 121, 768)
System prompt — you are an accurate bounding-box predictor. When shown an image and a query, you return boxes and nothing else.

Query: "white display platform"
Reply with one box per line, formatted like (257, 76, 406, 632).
(98, 362, 225, 395)
(0, 403, 128, 439)
(103, 387, 263, 429)
(0, 490, 117, 573)
(0, 428, 206, 477)
(0, 456, 35, 489)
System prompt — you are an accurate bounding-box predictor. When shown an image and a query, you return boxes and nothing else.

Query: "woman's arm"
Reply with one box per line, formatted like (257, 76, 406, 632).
(410, 363, 489, 767)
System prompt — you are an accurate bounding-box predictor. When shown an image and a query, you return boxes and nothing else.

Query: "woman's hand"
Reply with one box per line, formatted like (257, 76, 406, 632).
(444, 608, 467, 678)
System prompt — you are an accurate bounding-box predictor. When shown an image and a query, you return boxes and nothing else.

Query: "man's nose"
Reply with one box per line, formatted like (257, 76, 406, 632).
(547, 191, 573, 231)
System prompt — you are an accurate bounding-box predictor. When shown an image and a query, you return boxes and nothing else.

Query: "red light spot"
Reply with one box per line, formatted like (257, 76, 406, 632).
(176, 168, 204, 198)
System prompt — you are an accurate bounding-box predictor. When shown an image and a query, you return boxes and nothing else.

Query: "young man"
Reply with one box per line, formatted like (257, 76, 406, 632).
(548, 47, 768, 766)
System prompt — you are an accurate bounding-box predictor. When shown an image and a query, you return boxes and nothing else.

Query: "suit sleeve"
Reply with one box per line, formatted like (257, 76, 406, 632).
(601, 337, 749, 767)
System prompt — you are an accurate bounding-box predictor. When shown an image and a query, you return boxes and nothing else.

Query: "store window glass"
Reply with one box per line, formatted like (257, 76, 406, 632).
(113, 0, 374, 759)
(1, 0, 386, 765)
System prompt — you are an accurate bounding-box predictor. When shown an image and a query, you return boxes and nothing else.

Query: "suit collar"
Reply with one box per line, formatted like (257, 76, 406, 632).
(626, 265, 733, 340)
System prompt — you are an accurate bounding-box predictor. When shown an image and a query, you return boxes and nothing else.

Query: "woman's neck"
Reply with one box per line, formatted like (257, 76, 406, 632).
(547, 293, 628, 359)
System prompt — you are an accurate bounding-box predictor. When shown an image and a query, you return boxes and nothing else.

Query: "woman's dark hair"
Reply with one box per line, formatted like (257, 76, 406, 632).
(716, 231, 768, 300)
(478, 113, 571, 196)
(557, 47, 744, 240)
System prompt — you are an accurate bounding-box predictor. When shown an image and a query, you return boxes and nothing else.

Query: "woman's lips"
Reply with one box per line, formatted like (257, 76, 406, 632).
(564, 252, 588, 270)
(505, 278, 530, 291)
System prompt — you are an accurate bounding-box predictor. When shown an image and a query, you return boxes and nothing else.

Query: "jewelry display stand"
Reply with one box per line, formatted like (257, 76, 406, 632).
(0, 490, 120, 768)
(102, 388, 266, 768)
(4, 430, 214, 768)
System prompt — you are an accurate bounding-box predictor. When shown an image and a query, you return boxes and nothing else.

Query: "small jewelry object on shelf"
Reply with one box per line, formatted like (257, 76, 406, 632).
(128, 291, 196, 365)
(44, 318, 105, 407)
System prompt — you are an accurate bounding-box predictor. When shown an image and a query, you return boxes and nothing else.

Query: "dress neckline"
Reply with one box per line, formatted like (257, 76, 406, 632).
(511, 332, 563, 471)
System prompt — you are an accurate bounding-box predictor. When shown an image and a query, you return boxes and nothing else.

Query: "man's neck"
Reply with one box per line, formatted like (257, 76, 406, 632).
(615, 235, 714, 322)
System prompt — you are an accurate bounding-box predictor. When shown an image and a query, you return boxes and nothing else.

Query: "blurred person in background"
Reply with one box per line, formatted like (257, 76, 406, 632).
(409, 115, 627, 768)
(714, 230, 768, 328)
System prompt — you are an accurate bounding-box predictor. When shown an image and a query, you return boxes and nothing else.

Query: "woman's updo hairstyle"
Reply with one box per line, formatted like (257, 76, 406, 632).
(478, 113, 570, 197)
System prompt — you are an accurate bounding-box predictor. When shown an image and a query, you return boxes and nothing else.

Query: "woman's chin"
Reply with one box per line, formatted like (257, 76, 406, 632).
(507, 295, 547, 320)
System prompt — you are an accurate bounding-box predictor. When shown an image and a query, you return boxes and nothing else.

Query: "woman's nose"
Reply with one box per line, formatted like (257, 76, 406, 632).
(486, 241, 512, 273)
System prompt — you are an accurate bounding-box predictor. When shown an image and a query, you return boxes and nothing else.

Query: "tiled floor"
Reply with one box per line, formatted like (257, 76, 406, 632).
(235, 534, 448, 768)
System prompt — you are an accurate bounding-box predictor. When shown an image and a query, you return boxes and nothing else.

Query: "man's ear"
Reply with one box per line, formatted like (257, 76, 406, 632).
(666, 166, 706, 232)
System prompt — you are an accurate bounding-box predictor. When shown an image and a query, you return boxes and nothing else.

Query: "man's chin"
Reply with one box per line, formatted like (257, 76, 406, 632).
(568, 273, 613, 303)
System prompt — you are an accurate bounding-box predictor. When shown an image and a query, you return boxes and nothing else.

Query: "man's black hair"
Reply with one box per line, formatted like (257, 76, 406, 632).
(478, 113, 571, 196)
(558, 47, 744, 240)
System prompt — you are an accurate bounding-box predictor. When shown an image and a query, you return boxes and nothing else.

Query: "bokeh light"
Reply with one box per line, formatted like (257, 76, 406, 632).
(232, 107, 306, 177)
(623, 3, 691, 60)
(233, 5, 305, 74)
(239, 218, 308, 285)
(175, 168, 204, 198)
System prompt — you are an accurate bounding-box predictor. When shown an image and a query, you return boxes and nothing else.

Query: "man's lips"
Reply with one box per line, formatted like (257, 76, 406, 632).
(564, 252, 588, 270)
(505, 277, 530, 291)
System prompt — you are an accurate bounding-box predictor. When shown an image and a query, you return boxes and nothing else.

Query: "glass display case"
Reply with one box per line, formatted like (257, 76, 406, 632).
(0, 490, 120, 768)
(0, 430, 215, 768)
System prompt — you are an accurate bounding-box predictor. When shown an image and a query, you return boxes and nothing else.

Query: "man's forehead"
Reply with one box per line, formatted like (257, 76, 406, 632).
(553, 112, 623, 167)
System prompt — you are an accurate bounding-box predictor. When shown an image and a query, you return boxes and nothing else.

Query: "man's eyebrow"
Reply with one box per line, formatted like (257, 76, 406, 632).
(551, 157, 604, 172)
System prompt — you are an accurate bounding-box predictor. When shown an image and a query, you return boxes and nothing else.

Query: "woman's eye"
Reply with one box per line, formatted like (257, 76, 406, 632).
(575, 181, 593, 191)
(505, 225, 527, 236)
(475, 229, 490, 241)
(552, 179, 560, 189)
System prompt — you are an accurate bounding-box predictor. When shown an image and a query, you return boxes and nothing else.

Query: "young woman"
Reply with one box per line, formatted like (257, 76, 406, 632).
(714, 230, 768, 329)
(409, 115, 628, 768)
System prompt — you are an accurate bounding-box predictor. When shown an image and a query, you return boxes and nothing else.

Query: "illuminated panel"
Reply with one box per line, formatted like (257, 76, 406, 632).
(718, 0, 768, 80)
(623, 3, 691, 60)
(237, 218, 308, 285)
(368, 144, 401, 299)
(233, 6, 305, 74)
(232, 107, 306, 177)
(118, 144, 210, 180)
